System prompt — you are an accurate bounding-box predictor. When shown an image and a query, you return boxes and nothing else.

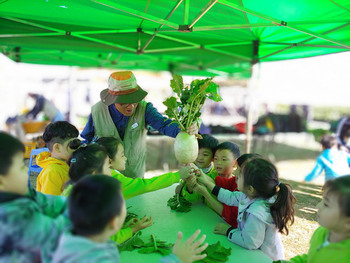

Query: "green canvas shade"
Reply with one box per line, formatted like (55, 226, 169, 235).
(1, 0, 349, 77)
(1, 0, 350, 152)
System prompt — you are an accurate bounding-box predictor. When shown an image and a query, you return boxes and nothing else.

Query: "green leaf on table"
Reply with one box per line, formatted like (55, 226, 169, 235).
(167, 193, 192, 213)
(138, 247, 155, 254)
(170, 74, 183, 97)
(196, 241, 231, 263)
(118, 231, 144, 252)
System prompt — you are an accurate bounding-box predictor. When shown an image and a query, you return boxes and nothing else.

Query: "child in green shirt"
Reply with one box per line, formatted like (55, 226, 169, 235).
(275, 175, 350, 263)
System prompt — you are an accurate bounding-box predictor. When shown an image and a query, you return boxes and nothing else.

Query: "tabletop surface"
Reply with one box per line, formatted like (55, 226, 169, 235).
(120, 184, 272, 263)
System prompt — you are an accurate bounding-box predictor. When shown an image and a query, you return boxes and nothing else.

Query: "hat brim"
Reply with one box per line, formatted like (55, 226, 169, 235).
(100, 86, 148, 105)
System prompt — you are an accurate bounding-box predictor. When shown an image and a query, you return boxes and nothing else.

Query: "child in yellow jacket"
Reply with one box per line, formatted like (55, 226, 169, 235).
(36, 121, 79, 195)
(275, 175, 350, 263)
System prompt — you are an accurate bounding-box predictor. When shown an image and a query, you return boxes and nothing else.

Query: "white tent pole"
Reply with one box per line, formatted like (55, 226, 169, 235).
(245, 62, 260, 153)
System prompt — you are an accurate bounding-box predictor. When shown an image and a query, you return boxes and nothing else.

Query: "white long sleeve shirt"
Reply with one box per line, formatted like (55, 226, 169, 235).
(215, 186, 284, 261)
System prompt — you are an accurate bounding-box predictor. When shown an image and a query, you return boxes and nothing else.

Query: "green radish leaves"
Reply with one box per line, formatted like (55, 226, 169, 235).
(163, 75, 222, 131)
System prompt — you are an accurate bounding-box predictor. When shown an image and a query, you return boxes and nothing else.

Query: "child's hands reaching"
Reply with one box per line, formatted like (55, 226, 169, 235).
(214, 222, 231, 236)
(130, 216, 153, 233)
(123, 218, 139, 228)
(179, 166, 196, 180)
(196, 171, 214, 186)
(193, 183, 208, 195)
(172, 230, 208, 263)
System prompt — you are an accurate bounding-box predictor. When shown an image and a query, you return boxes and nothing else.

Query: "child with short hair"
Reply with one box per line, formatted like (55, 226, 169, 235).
(195, 157, 296, 261)
(278, 176, 350, 263)
(0, 132, 69, 262)
(53, 174, 208, 263)
(36, 121, 79, 195)
(96, 137, 189, 199)
(62, 144, 153, 244)
(305, 134, 350, 183)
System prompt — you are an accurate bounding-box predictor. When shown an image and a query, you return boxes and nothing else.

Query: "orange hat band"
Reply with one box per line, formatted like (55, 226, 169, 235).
(108, 87, 138, 96)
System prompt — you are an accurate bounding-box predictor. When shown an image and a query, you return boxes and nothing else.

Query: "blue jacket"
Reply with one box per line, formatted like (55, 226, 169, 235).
(305, 148, 350, 182)
(81, 102, 180, 142)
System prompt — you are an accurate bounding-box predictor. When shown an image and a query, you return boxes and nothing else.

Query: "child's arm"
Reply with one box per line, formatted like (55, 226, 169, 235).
(214, 214, 267, 250)
(112, 167, 193, 200)
(110, 216, 153, 244)
(193, 183, 223, 215)
(304, 156, 324, 182)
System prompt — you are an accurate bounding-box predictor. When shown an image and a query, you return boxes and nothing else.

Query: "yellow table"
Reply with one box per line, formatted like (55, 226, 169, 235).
(120, 184, 272, 263)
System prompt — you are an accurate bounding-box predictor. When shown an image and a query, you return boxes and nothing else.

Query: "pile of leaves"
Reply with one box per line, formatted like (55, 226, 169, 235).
(196, 241, 232, 263)
(167, 188, 192, 213)
(163, 75, 222, 131)
(118, 232, 173, 256)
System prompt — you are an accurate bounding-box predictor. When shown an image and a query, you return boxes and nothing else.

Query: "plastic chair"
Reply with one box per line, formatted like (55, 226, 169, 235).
(28, 147, 49, 186)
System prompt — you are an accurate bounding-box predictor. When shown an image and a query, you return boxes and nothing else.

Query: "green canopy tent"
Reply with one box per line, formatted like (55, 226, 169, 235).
(1, 0, 349, 76)
(1, 0, 350, 149)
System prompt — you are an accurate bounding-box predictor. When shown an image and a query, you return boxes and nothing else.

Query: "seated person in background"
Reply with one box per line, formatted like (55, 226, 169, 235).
(195, 158, 296, 261)
(0, 132, 69, 262)
(62, 144, 153, 244)
(277, 176, 350, 263)
(53, 175, 208, 263)
(96, 137, 189, 199)
(182, 141, 240, 204)
(304, 134, 350, 183)
(36, 121, 80, 195)
(26, 93, 65, 123)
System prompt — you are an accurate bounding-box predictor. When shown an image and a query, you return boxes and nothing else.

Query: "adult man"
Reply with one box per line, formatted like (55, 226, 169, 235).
(81, 71, 198, 178)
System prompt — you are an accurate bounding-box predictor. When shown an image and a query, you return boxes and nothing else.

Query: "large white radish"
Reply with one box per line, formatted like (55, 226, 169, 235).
(174, 131, 198, 164)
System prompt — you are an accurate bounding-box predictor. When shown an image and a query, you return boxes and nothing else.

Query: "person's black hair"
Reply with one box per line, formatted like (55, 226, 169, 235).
(0, 132, 25, 175)
(68, 144, 108, 183)
(96, 137, 122, 159)
(242, 158, 296, 235)
(324, 175, 350, 217)
(198, 134, 219, 153)
(43, 121, 79, 151)
(237, 153, 261, 167)
(320, 134, 337, 149)
(69, 174, 124, 236)
(215, 141, 240, 159)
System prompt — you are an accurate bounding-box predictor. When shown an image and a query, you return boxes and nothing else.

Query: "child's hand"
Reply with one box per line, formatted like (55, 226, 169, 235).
(197, 171, 213, 186)
(130, 216, 153, 233)
(193, 183, 207, 195)
(213, 222, 231, 236)
(179, 166, 196, 180)
(124, 218, 139, 228)
(185, 175, 197, 191)
(172, 230, 208, 263)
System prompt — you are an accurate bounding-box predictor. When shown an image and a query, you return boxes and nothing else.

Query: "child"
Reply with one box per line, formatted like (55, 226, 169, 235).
(36, 121, 79, 195)
(189, 153, 260, 228)
(0, 132, 69, 262)
(279, 175, 350, 263)
(304, 134, 350, 183)
(96, 136, 192, 199)
(182, 141, 240, 204)
(63, 144, 153, 244)
(53, 174, 208, 262)
(195, 157, 296, 261)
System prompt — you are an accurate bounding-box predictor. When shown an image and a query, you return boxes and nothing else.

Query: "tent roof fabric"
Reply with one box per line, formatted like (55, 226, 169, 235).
(0, 0, 349, 77)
